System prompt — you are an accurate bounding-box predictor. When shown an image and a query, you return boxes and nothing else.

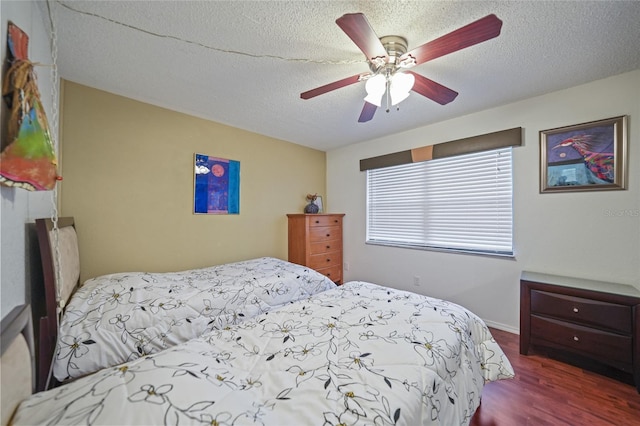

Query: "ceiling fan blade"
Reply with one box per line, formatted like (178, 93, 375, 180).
(358, 102, 377, 122)
(336, 13, 388, 62)
(401, 14, 502, 66)
(408, 71, 458, 105)
(301, 74, 367, 100)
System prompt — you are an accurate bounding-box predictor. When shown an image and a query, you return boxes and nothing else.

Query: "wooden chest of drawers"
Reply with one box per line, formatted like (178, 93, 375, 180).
(287, 214, 344, 284)
(520, 271, 640, 392)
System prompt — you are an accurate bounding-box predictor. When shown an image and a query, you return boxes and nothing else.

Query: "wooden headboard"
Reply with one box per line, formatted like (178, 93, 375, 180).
(34, 217, 81, 392)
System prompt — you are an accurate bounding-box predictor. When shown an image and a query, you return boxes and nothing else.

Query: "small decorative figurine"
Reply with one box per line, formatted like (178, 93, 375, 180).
(304, 193, 319, 214)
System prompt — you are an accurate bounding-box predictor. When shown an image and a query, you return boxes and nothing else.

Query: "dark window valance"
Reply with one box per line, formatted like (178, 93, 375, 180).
(360, 127, 522, 171)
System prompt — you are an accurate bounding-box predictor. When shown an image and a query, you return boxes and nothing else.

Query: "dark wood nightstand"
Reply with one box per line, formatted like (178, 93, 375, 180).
(520, 271, 640, 392)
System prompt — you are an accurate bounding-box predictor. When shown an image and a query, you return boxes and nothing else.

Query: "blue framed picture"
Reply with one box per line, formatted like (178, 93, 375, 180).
(194, 153, 240, 214)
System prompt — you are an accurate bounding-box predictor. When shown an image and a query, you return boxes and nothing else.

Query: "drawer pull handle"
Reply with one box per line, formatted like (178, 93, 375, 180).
(326, 245, 331, 249)
(573, 307, 579, 313)
(326, 233, 330, 237)
(573, 336, 579, 342)
(315, 220, 320, 224)
(326, 258, 331, 262)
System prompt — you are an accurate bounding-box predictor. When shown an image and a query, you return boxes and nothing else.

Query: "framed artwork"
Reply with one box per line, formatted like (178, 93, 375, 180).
(193, 153, 240, 214)
(540, 116, 627, 193)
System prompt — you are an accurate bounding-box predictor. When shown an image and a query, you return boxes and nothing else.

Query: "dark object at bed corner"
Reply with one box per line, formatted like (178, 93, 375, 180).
(1, 304, 35, 425)
(34, 217, 79, 392)
(520, 271, 640, 393)
(1, 304, 35, 385)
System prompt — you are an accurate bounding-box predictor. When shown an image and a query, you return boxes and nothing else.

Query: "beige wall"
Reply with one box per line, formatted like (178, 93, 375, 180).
(60, 81, 326, 281)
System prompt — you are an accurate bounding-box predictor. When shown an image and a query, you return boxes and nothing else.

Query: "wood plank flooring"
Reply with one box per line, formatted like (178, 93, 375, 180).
(470, 328, 640, 426)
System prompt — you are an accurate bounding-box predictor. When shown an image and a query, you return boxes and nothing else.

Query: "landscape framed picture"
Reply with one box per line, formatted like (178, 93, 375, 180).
(193, 153, 240, 214)
(539, 116, 627, 193)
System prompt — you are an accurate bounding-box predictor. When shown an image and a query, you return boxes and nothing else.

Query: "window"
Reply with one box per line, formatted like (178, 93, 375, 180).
(366, 147, 513, 256)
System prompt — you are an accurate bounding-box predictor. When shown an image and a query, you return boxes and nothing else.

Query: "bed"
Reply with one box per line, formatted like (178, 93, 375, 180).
(10, 281, 514, 425)
(23, 217, 515, 424)
(34, 218, 336, 389)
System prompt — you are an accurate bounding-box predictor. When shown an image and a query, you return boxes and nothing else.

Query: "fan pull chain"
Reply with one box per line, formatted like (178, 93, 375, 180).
(385, 72, 391, 113)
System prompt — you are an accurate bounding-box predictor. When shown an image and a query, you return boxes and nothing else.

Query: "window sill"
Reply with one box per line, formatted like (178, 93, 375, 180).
(365, 240, 516, 259)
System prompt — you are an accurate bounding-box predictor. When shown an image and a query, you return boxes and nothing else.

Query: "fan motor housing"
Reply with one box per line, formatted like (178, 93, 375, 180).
(368, 35, 409, 73)
(380, 35, 409, 59)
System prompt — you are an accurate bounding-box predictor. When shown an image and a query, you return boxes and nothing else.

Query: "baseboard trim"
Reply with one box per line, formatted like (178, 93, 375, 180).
(484, 319, 519, 335)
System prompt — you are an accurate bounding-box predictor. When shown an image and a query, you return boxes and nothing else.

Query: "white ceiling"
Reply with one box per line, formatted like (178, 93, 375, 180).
(47, 1, 640, 151)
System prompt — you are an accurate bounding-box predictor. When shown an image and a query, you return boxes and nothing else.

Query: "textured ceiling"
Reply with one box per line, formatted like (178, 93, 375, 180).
(46, 1, 640, 151)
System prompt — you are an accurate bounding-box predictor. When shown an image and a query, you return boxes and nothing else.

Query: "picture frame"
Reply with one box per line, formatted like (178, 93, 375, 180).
(193, 153, 240, 214)
(539, 115, 628, 193)
(315, 196, 324, 213)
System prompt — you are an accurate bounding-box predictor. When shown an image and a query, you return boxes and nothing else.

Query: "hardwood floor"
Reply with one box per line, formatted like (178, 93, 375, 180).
(470, 328, 640, 426)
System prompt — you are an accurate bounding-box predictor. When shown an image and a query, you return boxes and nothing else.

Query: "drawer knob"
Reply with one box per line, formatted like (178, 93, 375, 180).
(326, 245, 331, 249)
(315, 220, 320, 224)
(326, 233, 330, 237)
(326, 258, 331, 262)
(572, 307, 579, 313)
(573, 336, 579, 342)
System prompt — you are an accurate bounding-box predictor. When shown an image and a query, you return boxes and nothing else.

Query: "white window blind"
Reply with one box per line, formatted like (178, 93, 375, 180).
(366, 147, 513, 256)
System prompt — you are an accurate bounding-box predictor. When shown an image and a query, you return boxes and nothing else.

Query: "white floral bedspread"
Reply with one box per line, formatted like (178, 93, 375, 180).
(53, 257, 335, 382)
(18, 281, 514, 425)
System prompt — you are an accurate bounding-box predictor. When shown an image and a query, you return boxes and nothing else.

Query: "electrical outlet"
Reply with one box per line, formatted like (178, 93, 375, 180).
(413, 275, 420, 286)
(344, 262, 350, 271)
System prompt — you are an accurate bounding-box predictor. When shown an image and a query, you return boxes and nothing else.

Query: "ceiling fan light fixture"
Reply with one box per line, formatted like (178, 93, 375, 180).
(302, 13, 503, 121)
(389, 72, 415, 106)
(364, 74, 386, 107)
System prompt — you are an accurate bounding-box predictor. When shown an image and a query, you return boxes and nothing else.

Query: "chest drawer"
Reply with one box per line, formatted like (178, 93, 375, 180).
(308, 251, 341, 270)
(531, 315, 633, 366)
(315, 264, 342, 283)
(531, 290, 632, 334)
(309, 240, 341, 255)
(309, 216, 342, 227)
(309, 226, 341, 242)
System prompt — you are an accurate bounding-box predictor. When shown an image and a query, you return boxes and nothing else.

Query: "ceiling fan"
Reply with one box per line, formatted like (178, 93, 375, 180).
(300, 13, 503, 122)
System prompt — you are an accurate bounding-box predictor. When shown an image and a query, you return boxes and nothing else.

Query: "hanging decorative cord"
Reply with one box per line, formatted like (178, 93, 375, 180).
(45, 0, 62, 390)
(46, 0, 62, 315)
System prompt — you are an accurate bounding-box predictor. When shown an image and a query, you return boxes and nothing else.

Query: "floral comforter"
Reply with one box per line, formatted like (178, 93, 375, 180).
(53, 257, 336, 382)
(18, 281, 514, 425)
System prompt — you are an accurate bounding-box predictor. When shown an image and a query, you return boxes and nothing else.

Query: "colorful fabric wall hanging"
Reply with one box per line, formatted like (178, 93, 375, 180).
(1, 21, 60, 191)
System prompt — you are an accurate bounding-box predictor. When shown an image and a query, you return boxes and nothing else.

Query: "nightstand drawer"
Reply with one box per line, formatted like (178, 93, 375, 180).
(310, 240, 341, 255)
(531, 290, 632, 334)
(308, 216, 342, 227)
(309, 226, 341, 242)
(531, 315, 633, 366)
